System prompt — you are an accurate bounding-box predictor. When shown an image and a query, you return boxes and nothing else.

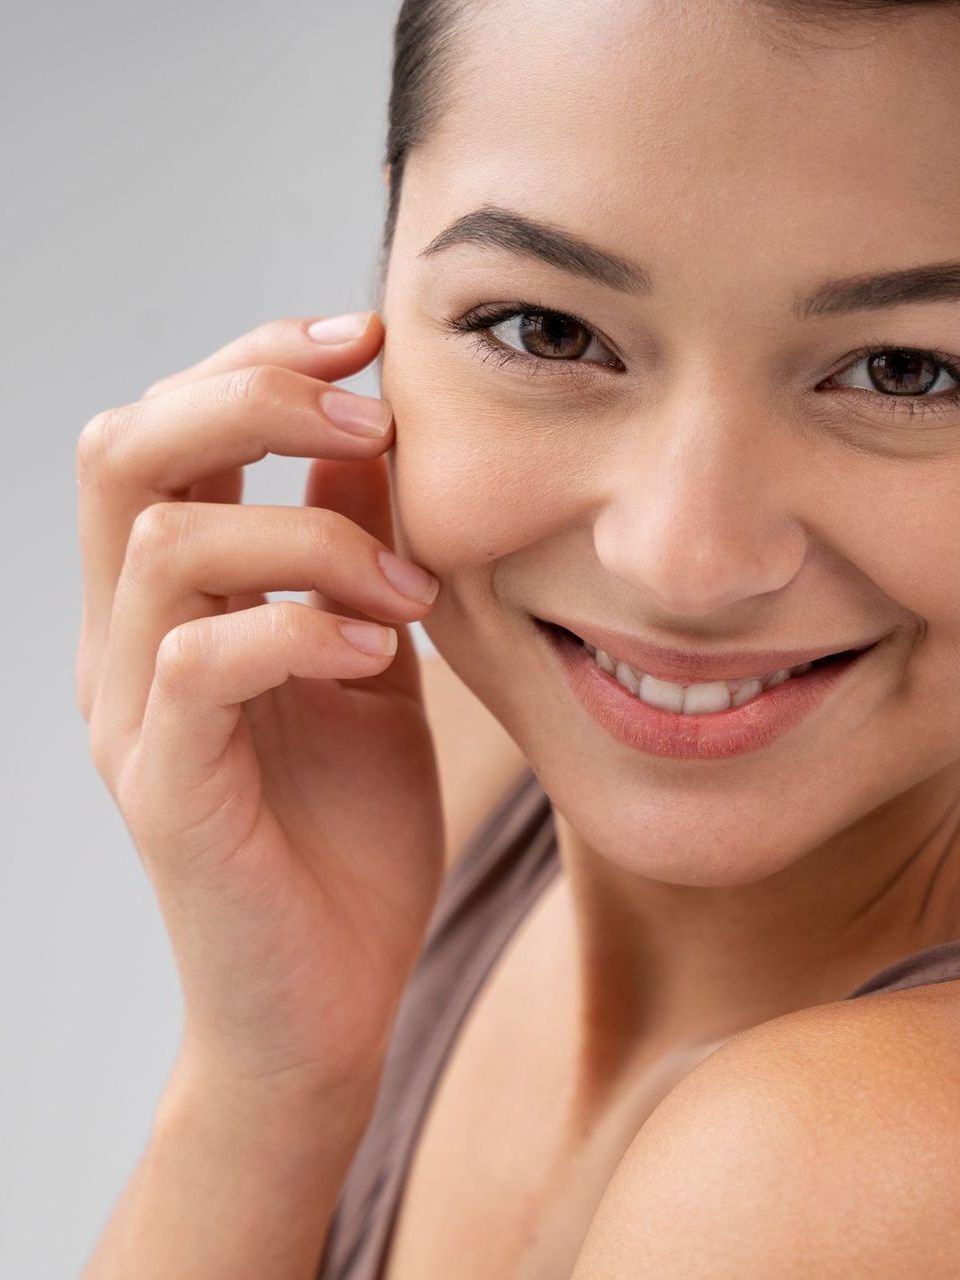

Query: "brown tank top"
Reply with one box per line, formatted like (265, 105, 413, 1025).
(316, 764, 960, 1280)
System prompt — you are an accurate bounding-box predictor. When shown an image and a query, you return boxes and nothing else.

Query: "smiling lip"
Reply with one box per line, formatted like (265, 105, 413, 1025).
(534, 615, 882, 684)
(541, 624, 877, 761)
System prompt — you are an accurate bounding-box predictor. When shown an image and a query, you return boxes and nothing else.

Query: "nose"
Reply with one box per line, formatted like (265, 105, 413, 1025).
(593, 400, 808, 618)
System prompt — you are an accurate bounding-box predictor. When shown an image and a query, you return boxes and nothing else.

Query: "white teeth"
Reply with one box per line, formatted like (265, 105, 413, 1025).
(581, 641, 813, 715)
(678, 681, 731, 714)
(637, 673, 685, 712)
(614, 660, 641, 695)
(593, 646, 616, 674)
(730, 678, 764, 707)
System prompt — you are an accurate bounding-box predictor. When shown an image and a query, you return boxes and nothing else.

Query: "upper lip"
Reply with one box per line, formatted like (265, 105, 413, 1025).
(537, 614, 882, 684)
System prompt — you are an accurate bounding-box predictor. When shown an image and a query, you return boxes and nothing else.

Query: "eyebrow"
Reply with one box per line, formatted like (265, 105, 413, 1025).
(419, 205, 651, 296)
(418, 205, 960, 320)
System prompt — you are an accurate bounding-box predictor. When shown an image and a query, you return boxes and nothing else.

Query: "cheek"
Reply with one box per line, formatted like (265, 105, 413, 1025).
(850, 469, 960, 630)
(388, 439, 510, 571)
(379, 335, 507, 567)
(378, 314, 599, 570)
(809, 463, 960, 744)
(383, 389, 572, 572)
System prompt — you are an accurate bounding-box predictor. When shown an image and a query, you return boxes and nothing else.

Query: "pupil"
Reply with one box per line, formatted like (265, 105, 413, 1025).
(521, 312, 590, 360)
(869, 350, 937, 396)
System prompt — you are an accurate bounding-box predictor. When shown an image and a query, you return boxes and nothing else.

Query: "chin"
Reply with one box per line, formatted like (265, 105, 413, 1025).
(542, 754, 840, 889)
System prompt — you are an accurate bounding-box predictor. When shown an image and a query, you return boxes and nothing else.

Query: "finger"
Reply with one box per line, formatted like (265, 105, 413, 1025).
(185, 464, 244, 507)
(140, 313, 385, 515)
(302, 453, 423, 699)
(184, 471, 269, 617)
(76, 312, 385, 721)
(140, 312, 384, 400)
(131, 600, 401, 850)
(303, 453, 397, 615)
(75, 365, 394, 718)
(90, 502, 438, 771)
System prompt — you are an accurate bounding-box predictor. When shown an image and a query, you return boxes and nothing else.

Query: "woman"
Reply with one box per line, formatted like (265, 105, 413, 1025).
(77, 0, 960, 1276)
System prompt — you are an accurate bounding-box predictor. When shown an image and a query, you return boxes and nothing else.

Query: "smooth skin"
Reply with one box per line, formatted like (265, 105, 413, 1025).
(571, 981, 960, 1277)
(75, 313, 448, 1099)
(369, 0, 960, 1273)
(379, 0, 960, 1068)
(74, 311, 533, 1280)
(76, 0, 960, 1272)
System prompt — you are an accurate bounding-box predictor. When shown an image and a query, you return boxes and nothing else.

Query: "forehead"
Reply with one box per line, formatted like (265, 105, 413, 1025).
(402, 0, 960, 297)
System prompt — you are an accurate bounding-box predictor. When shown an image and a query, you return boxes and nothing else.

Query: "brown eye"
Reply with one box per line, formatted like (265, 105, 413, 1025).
(514, 311, 593, 361)
(446, 303, 624, 379)
(866, 349, 942, 396)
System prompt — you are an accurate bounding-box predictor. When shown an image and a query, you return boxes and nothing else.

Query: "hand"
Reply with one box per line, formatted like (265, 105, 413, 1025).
(75, 312, 445, 1100)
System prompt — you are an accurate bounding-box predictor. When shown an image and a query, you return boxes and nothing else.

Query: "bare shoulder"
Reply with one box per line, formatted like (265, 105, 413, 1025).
(419, 651, 529, 871)
(572, 979, 960, 1279)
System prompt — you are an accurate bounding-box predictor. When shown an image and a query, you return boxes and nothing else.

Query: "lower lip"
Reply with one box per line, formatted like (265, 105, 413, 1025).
(536, 621, 878, 761)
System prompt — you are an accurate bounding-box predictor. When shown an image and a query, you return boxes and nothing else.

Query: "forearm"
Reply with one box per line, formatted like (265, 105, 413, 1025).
(80, 1062, 379, 1280)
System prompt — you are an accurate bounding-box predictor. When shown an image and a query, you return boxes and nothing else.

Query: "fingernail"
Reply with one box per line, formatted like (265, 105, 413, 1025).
(307, 311, 373, 344)
(377, 549, 440, 604)
(338, 620, 398, 656)
(320, 389, 392, 437)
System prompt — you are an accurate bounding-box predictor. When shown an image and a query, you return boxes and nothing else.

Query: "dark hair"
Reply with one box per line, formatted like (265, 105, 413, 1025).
(376, 0, 473, 295)
(377, 0, 956, 286)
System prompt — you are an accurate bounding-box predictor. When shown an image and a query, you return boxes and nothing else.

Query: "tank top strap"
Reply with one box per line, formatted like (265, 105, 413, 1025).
(844, 937, 960, 999)
(317, 765, 557, 1280)
(317, 761, 960, 1279)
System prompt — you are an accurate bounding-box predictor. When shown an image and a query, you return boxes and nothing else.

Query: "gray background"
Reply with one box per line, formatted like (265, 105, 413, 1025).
(1, 3, 439, 1274)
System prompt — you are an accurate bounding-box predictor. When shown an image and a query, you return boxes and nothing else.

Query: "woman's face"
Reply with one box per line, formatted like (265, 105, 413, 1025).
(378, 0, 960, 886)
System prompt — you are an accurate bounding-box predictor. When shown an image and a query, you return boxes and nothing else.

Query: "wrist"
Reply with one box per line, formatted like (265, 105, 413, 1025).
(158, 1048, 383, 1158)
(87, 1047, 381, 1278)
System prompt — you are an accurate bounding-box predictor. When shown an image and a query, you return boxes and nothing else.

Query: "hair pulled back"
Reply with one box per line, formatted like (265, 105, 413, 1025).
(378, 0, 957, 284)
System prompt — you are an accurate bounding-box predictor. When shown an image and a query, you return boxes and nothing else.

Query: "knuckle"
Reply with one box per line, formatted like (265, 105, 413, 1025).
(126, 501, 195, 576)
(155, 619, 208, 693)
(299, 505, 342, 558)
(266, 599, 308, 645)
(224, 323, 271, 366)
(218, 363, 286, 408)
(236, 317, 304, 359)
(274, 315, 311, 337)
(141, 375, 171, 399)
(76, 406, 135, 486)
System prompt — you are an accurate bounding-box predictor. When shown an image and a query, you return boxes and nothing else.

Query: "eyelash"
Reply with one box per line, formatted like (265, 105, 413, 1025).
(443, 301, 960, 423)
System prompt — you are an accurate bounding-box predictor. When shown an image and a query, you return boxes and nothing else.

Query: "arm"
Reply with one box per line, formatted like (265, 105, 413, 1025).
(571, 993, 960, 1279)
(81, 1060, 379, 1280)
